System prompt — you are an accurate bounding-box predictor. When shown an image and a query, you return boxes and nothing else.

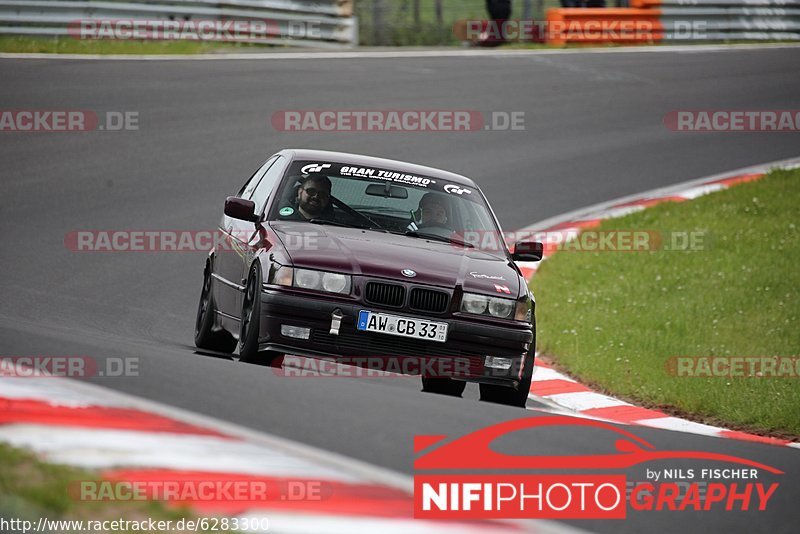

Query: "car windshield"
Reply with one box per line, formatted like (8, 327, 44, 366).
(268, 160, 507, 254)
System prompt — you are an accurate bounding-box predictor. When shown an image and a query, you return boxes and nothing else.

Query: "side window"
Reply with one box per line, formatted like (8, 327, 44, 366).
(251, 156, 287, 214)
(238, 156, 277, 199)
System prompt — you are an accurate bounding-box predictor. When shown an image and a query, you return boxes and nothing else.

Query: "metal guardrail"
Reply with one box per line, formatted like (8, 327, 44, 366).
(0, 0, 358, 48)
(543, 0, 800, 43)
(635, 0, 799, 7)
(633, 0, 800, 40)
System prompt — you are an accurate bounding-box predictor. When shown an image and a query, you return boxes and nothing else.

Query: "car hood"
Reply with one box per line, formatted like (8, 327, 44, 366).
(271, 222, 520, 295)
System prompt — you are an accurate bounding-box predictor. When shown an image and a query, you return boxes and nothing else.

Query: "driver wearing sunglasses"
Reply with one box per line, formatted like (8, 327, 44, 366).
(294, 175, 333, 220)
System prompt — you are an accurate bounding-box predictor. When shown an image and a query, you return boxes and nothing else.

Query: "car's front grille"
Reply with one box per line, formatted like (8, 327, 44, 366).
(409, 288, 449, 314)
(364, 281, 405, 308)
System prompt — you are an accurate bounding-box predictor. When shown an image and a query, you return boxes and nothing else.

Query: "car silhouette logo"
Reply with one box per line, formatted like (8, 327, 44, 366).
(413, 416, 783, 473)
(444, 184, 472, 195)
(402, 269, 417, 278)
(300, 163, 331, 174)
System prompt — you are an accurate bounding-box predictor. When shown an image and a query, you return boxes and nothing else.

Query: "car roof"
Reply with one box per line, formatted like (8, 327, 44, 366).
(277, 148, 478, 188)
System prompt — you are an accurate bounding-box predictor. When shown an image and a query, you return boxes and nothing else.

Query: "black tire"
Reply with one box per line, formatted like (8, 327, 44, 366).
(479, 351, 535, 408)
(238, 264, 262, 363)
(194, 261, 236, 353)
(238, 264, 282, 366)
(421, 377, 467, 397)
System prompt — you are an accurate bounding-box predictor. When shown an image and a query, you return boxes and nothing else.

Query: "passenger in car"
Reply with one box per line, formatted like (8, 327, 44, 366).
(408, 192, 449, 231)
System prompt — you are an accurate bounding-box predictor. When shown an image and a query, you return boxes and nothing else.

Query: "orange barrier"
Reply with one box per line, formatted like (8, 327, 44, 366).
(629, 0, 663, 8)
(454, 4, 799, 46)
(545, 9, 663, 46)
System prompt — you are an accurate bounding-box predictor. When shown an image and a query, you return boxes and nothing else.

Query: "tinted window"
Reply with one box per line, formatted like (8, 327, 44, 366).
(238, 156, 277, 199)
(267, 160, 505, 255)
(251, 156, 287, 214)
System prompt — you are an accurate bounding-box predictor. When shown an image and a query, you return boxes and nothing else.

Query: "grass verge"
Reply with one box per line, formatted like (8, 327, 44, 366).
(0, 442, 230, 532)
(531, 167, 800, 438)
(1, 34, 792, 53)
(0, 36, 266, 54)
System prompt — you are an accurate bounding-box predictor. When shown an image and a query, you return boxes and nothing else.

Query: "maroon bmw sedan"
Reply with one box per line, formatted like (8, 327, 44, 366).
(195, 149, 542, 407)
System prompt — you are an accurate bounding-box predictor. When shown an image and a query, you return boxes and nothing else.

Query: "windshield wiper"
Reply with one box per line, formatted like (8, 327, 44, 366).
(404, 231, 474, 248)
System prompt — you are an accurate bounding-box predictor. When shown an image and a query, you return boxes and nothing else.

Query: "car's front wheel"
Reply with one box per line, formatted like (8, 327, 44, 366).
(194, 261, 236, 353)
(238, 264, 281, 366)
(421, 377, 466, 397)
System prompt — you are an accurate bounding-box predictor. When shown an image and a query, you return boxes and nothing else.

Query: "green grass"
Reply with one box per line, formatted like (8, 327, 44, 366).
(531, 168, 800, 438)
(0, 35, 266, 54)
(0, 443, 231, 532)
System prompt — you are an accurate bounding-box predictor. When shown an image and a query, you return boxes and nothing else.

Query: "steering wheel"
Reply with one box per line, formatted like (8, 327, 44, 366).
(331, 195, 385, 230)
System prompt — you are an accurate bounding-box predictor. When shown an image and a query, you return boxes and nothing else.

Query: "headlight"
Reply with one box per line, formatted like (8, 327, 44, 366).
(460, 292, 515, 319)
(294, 268, 351, 294)
(295, 269, 321, 289)
(266, 266, 350, 294)
(488, 298, 514, 318)
(321, 272, 348, 293)
(461, 293, 488, 314)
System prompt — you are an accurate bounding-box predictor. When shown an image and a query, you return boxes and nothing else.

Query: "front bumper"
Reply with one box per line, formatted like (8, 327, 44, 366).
(258, 288, 533, 386)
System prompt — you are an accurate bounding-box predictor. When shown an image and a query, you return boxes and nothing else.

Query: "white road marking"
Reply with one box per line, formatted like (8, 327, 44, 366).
(0, 376, 129, 407)
(673, 183, 726, 199)
(518, 157, 800, 235)
(545, 391, 628, 411)
(635, 417, 723, 437)
(532, 366, 577, 382)
(0, 423, 360, 480)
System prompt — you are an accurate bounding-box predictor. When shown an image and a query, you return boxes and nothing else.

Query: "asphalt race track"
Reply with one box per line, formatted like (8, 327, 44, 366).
(2, 46, 800, 532)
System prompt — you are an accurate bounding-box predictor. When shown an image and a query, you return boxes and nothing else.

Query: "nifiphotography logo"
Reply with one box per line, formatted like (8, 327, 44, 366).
(413, 416, 782, 519)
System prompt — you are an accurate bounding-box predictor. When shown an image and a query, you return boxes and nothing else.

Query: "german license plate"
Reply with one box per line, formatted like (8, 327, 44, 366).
(356, 310, 448, 343)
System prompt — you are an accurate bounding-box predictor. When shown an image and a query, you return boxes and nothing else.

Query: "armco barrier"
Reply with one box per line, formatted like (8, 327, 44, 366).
(636, 0, 800, 41)
(0, 0, 357, 47)
(547, 0, 800, 44)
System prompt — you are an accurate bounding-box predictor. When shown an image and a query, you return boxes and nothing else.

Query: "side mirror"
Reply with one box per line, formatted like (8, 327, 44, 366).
(224, 197, 258, 222)
(512, 241, 543, 262)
